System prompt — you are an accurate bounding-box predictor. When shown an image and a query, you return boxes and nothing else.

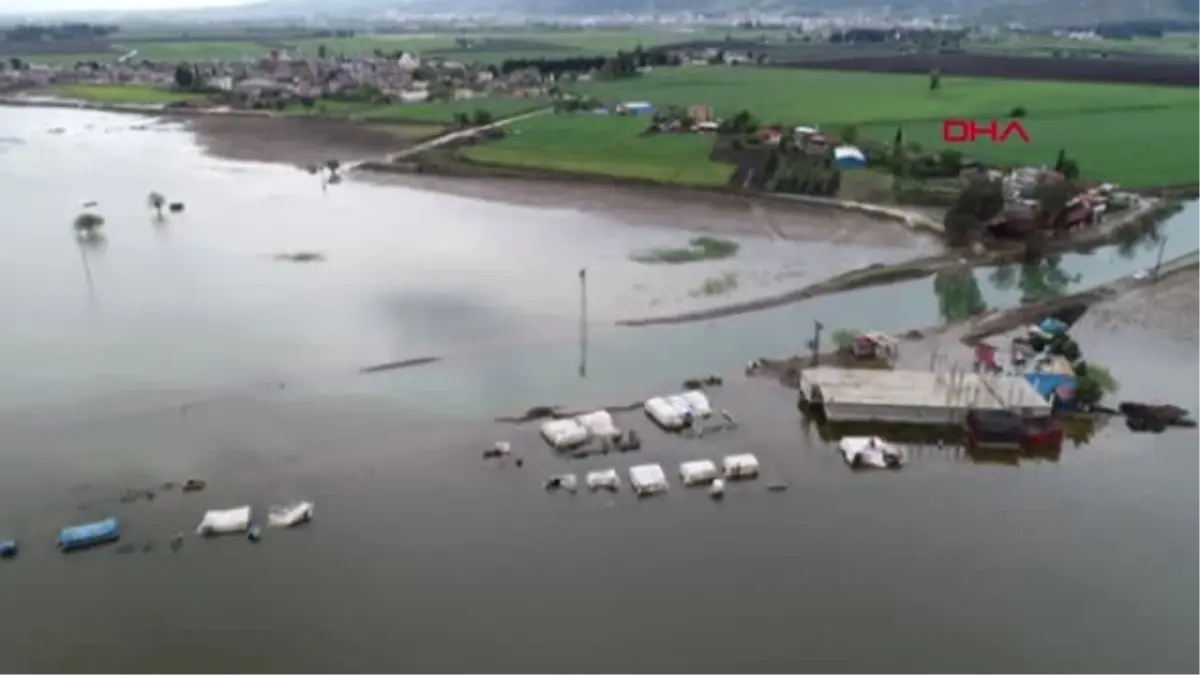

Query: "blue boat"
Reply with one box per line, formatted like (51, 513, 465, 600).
(58, 517, 120, 552)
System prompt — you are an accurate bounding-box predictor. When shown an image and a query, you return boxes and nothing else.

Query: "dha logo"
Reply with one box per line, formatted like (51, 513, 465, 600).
(942, 119, 1031, 144)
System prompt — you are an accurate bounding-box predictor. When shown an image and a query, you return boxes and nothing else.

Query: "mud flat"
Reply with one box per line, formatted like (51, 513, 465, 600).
(1076, 263, 1198, 344)
(186, 115, 443, 168)
(356, 169, 931, 248)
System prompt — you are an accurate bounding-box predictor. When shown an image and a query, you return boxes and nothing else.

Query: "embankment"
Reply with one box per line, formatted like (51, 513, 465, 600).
(357, 145, 946, 239)
(616, 197, 1171, 328)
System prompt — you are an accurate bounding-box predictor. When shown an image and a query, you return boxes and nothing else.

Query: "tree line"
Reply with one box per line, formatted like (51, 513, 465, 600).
(3, 23, 118, 42)
(498, 48, 681, 78)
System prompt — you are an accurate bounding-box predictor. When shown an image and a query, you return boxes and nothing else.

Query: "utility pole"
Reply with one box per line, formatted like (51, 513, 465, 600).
(578, 267, 588, 378)
(1152, 234, 1168, 280)
(806, 320, 824, 367)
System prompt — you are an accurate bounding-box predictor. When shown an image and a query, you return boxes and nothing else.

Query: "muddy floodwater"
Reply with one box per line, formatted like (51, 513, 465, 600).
(0, 107, 1196, 674)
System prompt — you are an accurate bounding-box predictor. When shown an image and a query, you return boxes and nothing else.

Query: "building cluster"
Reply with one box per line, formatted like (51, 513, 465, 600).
(984, 165, 1135, 238)
(1, 49, 548, 108)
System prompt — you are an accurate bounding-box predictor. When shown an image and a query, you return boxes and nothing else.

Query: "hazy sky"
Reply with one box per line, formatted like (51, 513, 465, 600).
(0, 0, 252, 13)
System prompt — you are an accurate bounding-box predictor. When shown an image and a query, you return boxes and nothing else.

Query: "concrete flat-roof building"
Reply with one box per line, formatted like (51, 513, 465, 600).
(798, 367, 1051, 426)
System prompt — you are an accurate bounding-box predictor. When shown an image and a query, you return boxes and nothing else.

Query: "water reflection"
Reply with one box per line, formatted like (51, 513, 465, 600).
(934, 268, 986, 323)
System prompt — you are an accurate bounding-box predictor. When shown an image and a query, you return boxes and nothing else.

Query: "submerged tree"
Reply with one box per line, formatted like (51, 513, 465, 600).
(73, 212, 105, 233)
(147, 191, 166, 219)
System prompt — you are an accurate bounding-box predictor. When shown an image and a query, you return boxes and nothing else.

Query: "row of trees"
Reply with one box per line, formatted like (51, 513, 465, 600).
(497, 47, 678, 78)
(3, 22, 117, 42)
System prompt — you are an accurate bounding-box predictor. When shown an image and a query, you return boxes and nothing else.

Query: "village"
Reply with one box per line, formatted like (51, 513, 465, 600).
(0, 48, 550, 108)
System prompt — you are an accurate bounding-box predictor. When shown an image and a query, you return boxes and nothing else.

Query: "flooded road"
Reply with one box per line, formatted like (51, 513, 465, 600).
(0, 107, 1196, 674)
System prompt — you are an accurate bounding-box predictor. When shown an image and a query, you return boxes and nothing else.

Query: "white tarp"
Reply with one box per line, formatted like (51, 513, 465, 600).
(722, 454, 760, 479)
(540, 418, 589, 449)
(267, 501, 314, 528)
(196, 506, 252, 536)
(839, 436, 906, 468)
(679, 459, 719, 486)
(645, 396, 686, 429)
(576, 410, 619, 438)
(585, 468, 620, 491)
(629, 463, 669, 496)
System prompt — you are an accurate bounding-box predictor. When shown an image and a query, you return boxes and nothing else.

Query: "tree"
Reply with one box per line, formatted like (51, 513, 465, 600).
(73, 212, 105, 233)
(317, 44, 328, 60)
(840, 124, 859, 145)
(832, 328, 860, 349)
(929, 67, 941, 91)
(1053, 148, 1066, 171)
(1018, 257, 1079, 303)
(1074, 362, 1118, 407)
(1060, 159, 1080, 181)
(173, 63, 194, 90)
(146, 191, 166, 219)
(325, 159, 341, 177)
(452, 111, 471, 128)
(471, 108, 494, 126)
(938, 148, 964, 176)
(943, 177, 1004, 246)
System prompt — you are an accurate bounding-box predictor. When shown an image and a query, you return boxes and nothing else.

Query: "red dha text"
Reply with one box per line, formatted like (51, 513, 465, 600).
(942, 119, 1031, 144)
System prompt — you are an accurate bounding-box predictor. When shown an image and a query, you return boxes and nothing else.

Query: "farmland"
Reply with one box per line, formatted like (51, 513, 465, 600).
(284, 97, 549, 124)
(467, 67, 1199, 188)
(2, 28, 777, 66)
(460, 115, 732, 187)
(52, 83, 205, 105)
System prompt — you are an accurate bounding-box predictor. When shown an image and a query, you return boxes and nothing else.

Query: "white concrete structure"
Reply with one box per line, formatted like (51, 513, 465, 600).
(798, 367, 1050, 425)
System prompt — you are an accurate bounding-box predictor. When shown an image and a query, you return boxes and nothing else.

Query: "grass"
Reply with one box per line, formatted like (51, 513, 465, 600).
(460, 114, 732, 186)
(51, 83, 204, 105)
(632, 236, 741, 264)
(286, 97, 549, 123)
(555, 67, 1198, 186)
(857, 106, 1200, 188)
(567, 67, 1196, 126)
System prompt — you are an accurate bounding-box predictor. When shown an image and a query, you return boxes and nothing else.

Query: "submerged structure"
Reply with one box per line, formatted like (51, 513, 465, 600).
(797, 367, 1051, 426)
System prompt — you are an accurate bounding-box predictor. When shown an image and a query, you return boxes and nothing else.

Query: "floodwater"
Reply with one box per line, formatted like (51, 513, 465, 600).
(0, 107, 1196, 674)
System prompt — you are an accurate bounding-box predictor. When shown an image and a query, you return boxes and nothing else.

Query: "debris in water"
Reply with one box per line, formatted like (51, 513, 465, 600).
(514, 457, 524, 468)
(273, 251, 326, 263)
(247, 525, 262, 542)
(0, 539, 18, 559)
(766, 483, 789, 492)
(544, 474, 578, 493)
(119, 488, 156, 504)
(142, 541, 156, 553)
(267, 502, 314, 528)
(483, 441, 511, 459)
(59, 517, 120, 552)
(709, 478, 726, 499)
(168, 202, 184, 213)
(169, 532, 184, 552)
(116, 543, 137, 555)
(182, 479, 207, 493)
(82, 200, 98, 208)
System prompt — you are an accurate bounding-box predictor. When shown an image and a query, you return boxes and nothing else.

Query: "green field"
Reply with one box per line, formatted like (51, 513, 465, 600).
(52, 83, 204, 105)
(287, 97, 549, 124)
(460, 115, 732, 186)
(4, 28, 780, 66)
(498, 67, 1195, 187)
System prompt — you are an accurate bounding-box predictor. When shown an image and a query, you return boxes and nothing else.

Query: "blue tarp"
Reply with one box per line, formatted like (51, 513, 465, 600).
(1039, 318, 1068, 335)
(0, 539, 17, 558)
(1024, 373, 1078, 411)
(59, 517, 120, 552)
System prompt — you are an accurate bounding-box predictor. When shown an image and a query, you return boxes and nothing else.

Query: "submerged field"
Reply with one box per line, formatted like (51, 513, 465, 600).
(470, 67, 1198, 188)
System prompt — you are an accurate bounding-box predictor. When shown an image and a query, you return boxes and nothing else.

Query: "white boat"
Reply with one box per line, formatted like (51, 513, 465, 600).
(838, 436, 906, 469)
